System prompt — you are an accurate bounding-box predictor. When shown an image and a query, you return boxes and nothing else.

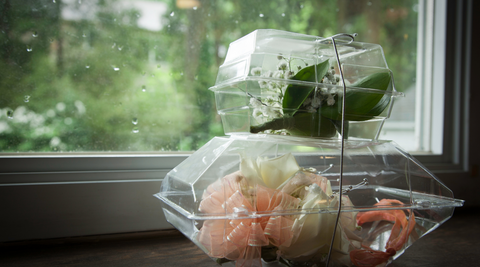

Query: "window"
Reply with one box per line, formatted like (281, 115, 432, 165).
(0, 0, 474, 242)
(2, 0, 421, 153)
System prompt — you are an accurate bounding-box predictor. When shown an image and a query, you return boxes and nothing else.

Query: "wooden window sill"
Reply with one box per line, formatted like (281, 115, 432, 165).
(1, 208, 477, 267)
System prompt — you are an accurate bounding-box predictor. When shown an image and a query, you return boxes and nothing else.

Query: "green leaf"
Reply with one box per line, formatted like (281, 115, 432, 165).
(329, 119, 349, 138)
(282, 60, 330, 116)
(288, 112, 337, 137)
(250, 112, 337, 138)
(320, 71, 392, 121)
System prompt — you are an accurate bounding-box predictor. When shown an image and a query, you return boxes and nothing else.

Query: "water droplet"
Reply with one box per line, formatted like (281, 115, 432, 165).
(26, 45, 32, 52)
(24, 95, 30, 102)
(32, 31, 38, 37)
(259, 13, 264, 18)
(6, 109, 13, 119)
(141, 85, 146, 92)
(132, 117, 138, 125)
(132, 127, 139, 133)
(85, 65, 90, 69)
(170, 11, 174, 17)
(193, 6, 197, 10)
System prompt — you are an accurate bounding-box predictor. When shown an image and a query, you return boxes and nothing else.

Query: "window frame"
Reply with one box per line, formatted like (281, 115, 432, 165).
(0, 0, 476, 242)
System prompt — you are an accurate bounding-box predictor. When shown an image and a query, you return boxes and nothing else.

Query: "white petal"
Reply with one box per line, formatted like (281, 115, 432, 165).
(257, 153, 299, 189)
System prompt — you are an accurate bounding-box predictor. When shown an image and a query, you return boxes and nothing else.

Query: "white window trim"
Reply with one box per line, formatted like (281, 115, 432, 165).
(415, 0, 445, 154)
(0, 0, 475, 242)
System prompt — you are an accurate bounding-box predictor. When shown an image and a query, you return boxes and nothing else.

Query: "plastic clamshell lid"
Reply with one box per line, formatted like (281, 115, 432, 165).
(156, 135, 463, 221)
(210, 29, 401, 97)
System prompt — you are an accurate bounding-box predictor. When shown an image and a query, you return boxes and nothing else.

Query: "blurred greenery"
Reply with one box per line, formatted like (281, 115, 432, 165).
(0, 0, 417, 152)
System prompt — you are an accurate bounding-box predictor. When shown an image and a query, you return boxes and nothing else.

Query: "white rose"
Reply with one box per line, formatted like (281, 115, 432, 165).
(279, 183, 353, 260)
(240, 153, 299, 189)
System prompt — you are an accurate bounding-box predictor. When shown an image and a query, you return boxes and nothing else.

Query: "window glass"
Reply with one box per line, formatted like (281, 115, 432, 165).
(0, 0, 420, 152)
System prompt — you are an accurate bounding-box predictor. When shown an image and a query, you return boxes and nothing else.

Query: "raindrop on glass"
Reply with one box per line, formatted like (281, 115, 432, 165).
(132, 127, 139, 133)
(6, 109, 13, 119)
(132, 117, 138, 125)
(141, 85, 146, 92)
(24, 95, 30, 103)
(32, 31, 38, 37)
(170, 11, 175, 17)
(26, 45, 32, 52)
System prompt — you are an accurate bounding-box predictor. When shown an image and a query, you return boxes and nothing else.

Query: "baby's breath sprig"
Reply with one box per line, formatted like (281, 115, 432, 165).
(249, 54, 302, 122)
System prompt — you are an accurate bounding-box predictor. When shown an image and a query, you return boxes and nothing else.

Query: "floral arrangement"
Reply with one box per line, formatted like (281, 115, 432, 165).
(196, 153, 415, 267)
(247, 56, 392, 138)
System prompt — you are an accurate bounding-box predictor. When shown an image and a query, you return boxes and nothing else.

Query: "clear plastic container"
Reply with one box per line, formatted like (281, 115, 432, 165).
(209, 29, 404, 140)
(156, 30, 463, 267)
(155, 135, 463, 267)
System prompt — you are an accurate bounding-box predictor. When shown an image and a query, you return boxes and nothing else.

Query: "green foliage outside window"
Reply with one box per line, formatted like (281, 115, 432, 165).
(0, 0, 417, 152)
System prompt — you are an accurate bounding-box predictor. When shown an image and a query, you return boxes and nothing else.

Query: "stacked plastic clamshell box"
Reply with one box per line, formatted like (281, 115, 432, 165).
(155, 29, 464, 267)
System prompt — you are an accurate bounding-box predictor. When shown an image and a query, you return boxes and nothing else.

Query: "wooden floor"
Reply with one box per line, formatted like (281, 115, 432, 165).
(1, 208, 478, 267)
